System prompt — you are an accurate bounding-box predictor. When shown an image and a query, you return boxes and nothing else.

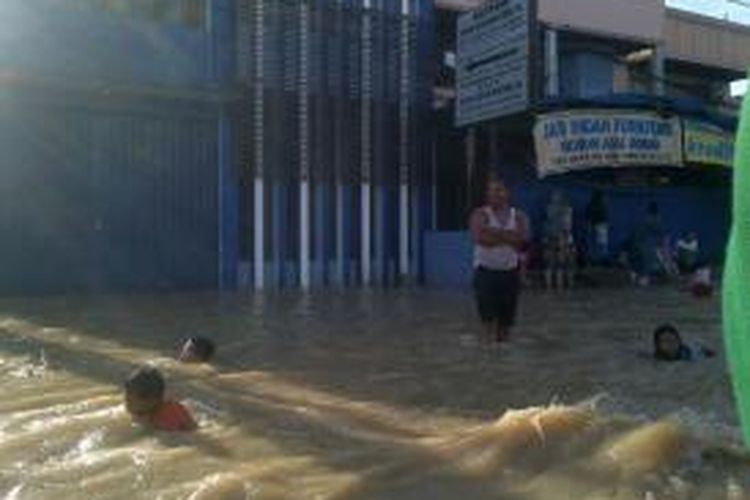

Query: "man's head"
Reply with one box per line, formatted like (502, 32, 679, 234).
(124, 367, 165, 420)
(485, 176, 509, 210)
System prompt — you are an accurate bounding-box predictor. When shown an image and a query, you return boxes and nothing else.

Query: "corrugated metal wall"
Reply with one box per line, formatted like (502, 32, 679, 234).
(0, 88, 222, 293)
(0, 0, 239, 295)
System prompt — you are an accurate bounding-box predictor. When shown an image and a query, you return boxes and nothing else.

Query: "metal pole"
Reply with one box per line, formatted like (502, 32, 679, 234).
(299, 1, 311, 290)
(361, 0, 373, 286)
(253, 0, 265, 291)
(398, 0, 411, 279)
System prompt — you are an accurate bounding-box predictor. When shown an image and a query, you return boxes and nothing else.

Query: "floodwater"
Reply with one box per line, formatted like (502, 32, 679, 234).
(0, 287, 748, 499)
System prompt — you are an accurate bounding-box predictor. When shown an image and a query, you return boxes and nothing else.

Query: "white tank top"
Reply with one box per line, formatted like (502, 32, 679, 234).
(474, 207, 520, 271)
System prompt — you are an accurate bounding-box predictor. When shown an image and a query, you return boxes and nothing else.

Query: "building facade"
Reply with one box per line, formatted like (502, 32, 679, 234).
(0, 0, 435, 293)
(427, 0, 748, 287)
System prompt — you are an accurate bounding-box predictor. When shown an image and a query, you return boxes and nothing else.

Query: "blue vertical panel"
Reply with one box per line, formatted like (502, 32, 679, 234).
(386, 0, 402, 285)
(270, 182, 282, 288)
(219, 108, 239, 290)
(90, 100, 219, 292)
(310, 0, 329, 287)
(313, 183, 325, 286)
(374, 185, 387, 286)
(413, 0, 434, 281)
(209, 0, 236, 85)
(343, 0, 362, 286)
(0, 101, 93, 293)
(264, 0, 283, 288)
(341, 184, 353, 285)
(328, 0, 345, 285)
(0, 90, 223, 294)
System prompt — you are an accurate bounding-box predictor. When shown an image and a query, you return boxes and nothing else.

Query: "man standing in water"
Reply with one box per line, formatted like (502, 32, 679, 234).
(470, 176, 529, 343)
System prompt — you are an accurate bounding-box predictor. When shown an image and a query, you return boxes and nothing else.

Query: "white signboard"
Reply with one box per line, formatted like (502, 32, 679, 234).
(534, 110, 684, 177)
(456, 0, 530, 127)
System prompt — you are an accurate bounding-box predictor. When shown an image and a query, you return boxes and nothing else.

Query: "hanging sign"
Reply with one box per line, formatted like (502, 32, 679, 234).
(534, 110, 684, 177)
(683, 119, 735, 168)
(456, 0, 530, 126)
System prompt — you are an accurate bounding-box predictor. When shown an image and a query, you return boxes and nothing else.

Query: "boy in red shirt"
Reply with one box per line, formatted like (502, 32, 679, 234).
(124, 367, 196, 432)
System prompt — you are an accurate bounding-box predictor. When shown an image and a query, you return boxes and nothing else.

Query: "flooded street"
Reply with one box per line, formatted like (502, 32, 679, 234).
(0, 288, 748, 499)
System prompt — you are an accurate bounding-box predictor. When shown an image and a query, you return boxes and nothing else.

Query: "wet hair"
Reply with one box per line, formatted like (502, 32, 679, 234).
(653, 324, 683, 361)
(124, 367, 165, 401)
(184, 337, 216, 362)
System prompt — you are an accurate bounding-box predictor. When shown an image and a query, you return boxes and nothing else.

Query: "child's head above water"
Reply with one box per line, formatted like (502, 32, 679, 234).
(124, 366, 165, 421)
(653, 324, 685, 361)
(124, 366, 197, 431)
(178, 337, 216, 363)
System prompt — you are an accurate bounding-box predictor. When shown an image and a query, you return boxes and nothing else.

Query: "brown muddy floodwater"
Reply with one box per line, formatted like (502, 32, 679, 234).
(0, 288, 748, 499)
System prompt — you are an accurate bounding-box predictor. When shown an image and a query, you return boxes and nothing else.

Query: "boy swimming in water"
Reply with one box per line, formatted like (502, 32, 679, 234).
(124, 366, 196, 432)
(177, 337, 216, 364)
(653, 324, 715, 362)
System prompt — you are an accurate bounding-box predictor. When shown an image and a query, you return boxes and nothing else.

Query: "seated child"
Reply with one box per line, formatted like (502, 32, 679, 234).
(177, 337, 216, 364)
(124, 366, 197, 432)
(653, 324, 715, 362)
(690, 265, 714, 299)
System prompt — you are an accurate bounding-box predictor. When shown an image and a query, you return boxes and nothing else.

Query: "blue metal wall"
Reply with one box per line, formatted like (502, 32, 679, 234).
(0, 88, 225, 293)
(1, 0, 434, 293)
(0, 0, 237, 294)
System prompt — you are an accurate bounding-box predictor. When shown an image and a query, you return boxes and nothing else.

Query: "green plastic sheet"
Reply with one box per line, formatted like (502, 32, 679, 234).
(724, 81, 750, 446)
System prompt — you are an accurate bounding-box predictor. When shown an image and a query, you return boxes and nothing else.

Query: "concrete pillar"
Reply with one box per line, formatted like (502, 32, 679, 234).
(652, 43, 666, 97)
(545, 28, 560, 98)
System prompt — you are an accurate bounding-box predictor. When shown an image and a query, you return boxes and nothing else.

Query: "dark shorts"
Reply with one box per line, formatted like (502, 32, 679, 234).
(473, 267, 521, 327)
